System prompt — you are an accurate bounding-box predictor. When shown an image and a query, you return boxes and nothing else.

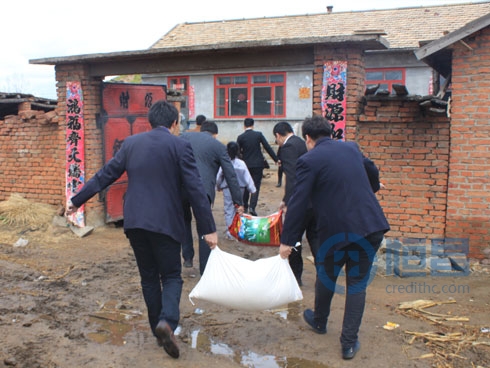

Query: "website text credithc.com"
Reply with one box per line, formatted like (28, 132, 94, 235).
(385, 281, 470, 294)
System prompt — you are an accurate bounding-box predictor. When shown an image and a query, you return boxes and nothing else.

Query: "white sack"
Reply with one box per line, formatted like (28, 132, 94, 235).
(189, 246, 303, 311)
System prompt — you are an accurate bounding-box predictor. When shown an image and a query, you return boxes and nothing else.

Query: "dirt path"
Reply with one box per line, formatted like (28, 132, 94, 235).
(1, 171, 489, 368)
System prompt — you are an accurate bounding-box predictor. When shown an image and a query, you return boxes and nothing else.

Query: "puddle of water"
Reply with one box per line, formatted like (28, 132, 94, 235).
(211, 342, 235, 356)
(285, 357, 330, 368)
(270, 301, 301, 321)
(241, 351, 284, 367)
(86, 300, 144, 346)
(287, 302, 301, 321)
(274, 310, 288, 319)
(85, 299, 324, 367)
(86, 315, 133, 346)
(191, 329, 329, 368)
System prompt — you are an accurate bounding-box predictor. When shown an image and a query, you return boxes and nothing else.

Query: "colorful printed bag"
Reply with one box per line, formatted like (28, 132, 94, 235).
(228, 211, 283, 246)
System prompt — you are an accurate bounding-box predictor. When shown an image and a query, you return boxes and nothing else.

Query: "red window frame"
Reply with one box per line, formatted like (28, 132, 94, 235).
(214, 72, 286, 119)
(365, 68, 405, 94)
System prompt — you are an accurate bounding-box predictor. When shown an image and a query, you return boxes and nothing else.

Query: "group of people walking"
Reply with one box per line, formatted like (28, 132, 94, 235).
(66, 100, 389, 361)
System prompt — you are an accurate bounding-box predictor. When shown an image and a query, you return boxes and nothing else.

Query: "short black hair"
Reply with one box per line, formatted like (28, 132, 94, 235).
(273, 121, 293, 137)
(201, 121, 218, 135)
(196, 114, 207, 126)
(244, 118, 254, 127)
(227, 141, 239, 160)
(301, 115, 332, 140)
(148, 100, 179, 128)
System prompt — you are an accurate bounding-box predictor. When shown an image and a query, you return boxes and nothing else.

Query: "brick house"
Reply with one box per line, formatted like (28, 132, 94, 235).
(414, 13, 490, 257)
(0, 3, 486, 257)
(144, 2, 490, 140)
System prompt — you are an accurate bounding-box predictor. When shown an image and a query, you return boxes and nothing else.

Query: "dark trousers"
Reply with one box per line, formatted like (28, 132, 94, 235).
(243, 167, 263, 212)
(182, 197, 212, 275)
(125, 229, 183, 334)
(197, 236, 210, 276)
(314, 231, 384, 348)
(288, 208, 318, 283)
(277, 165, 283, 184)
(181, 200, 194, 262)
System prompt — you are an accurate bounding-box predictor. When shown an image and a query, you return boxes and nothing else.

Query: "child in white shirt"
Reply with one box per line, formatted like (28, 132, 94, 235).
(216, 141, 256, 240)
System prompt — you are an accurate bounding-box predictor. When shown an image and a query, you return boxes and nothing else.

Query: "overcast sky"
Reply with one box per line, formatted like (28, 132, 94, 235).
(1, 0, 482, 99)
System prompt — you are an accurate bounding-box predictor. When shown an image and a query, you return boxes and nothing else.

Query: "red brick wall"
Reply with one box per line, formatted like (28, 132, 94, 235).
(0, 109, 65, 206)
(358, 98, 450, 241)
(446, 26, 490, 257)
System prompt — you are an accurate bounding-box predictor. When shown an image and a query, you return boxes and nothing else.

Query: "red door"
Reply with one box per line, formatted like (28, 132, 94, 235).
(101, 83, 167, 222)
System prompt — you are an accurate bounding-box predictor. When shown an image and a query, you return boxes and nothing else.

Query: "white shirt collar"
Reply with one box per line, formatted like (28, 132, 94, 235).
(283, 134, 293, 145)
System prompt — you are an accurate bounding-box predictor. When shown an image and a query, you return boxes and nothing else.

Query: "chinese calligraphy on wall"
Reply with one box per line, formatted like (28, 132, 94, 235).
(321, 61, 347, 140)
(66, 81, 85, 227)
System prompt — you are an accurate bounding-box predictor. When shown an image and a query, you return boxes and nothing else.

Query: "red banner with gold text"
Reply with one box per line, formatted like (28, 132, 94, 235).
(65, 81, 85, 227)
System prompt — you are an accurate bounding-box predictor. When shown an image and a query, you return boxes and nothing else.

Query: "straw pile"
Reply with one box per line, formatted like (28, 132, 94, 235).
(397, 299, 489, 367)
(0, 193, 56, 228)
(397, 300, 469, 325)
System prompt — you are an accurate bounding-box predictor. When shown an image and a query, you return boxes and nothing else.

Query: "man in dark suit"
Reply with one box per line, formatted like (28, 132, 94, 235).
(187, 114, 206, 132)
(237, 117, 278, 215)
(66, 100, 217, 360)
(273, 121, 318, 286)
(276, 145, 283, 187)
(279, 115, 389, 360)
(180, 113, 207, 268)
(181, 121, 244, 274)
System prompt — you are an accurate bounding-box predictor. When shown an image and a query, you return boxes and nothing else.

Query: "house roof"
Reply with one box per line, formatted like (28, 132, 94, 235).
(415, 13, 490, 76)
(0, 92, 57, 119)
(152, 2, 490, 51)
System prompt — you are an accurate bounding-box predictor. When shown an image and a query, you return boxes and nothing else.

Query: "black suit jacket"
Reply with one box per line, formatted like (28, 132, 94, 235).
(280, 137, 389, 253)
(363, 156, 381, 193)
(280, 135, 307, 204)
(71, 127, 216, 243)
(237, 129, 278, 168)
(181, 131, 243, 206)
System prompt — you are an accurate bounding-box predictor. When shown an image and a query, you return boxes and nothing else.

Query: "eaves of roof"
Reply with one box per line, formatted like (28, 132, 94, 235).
(415, 13, 490, 77)
(30, 34, 388, 66)
(416, 13, 490, 60)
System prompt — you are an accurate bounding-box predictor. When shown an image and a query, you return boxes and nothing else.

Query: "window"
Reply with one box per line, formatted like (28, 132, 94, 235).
(167, 76, 189, 108)
(365, 68, 405, 94)
(215, 73, 286, 118)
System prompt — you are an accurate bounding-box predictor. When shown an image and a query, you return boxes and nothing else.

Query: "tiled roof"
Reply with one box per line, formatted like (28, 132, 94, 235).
(152, 2, 490, 50)
(0, 92, 56, 119)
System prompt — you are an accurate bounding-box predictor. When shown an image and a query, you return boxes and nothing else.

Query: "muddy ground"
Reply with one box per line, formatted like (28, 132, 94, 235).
(1, 170, 489, 368)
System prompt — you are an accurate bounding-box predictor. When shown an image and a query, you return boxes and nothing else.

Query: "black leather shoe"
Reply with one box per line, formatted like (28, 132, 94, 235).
(183, 259, 193, 268)
(155, 320, 180, 359)
(303, 309, 326, 334)
(276, 182, 282, 187)
(249, 209, 257, 216)
(342, 340, 360, 360)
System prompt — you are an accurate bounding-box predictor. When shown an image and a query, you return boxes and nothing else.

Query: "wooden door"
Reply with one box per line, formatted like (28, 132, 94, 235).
(100, 82, 167, 222)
